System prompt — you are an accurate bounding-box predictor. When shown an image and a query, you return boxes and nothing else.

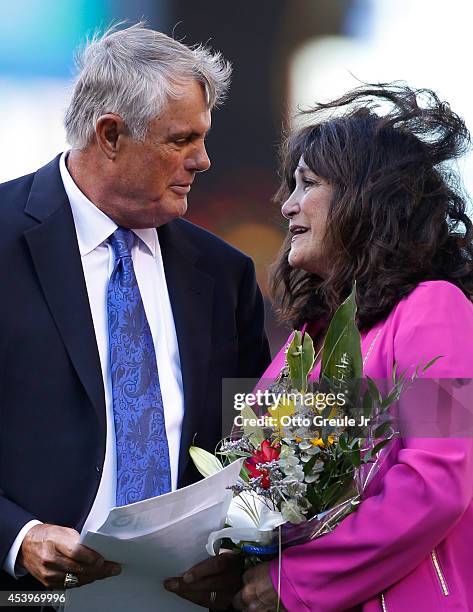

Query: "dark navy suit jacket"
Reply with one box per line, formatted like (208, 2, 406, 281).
(0, 155, 270, 591)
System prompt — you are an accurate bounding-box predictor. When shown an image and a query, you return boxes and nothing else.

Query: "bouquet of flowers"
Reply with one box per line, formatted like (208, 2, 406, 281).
(190, 286, 438, 566)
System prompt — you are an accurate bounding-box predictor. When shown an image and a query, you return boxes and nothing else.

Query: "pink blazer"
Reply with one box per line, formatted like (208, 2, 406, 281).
(264, 281, 473, 611)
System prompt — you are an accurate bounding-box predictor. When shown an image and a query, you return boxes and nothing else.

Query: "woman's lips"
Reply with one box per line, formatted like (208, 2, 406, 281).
(290, 226, 309, 242)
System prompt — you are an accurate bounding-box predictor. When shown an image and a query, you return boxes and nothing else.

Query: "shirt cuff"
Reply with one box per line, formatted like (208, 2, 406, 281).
(3, 520, 43, 578)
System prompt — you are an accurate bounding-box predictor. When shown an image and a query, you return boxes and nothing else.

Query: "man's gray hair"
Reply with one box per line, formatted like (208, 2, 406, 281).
(64, 23, 232, 149)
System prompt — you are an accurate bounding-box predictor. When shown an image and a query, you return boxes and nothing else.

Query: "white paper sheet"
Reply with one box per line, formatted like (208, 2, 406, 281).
(64, 459, 242, 612)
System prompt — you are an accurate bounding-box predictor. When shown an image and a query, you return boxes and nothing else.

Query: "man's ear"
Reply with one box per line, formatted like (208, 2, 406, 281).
(94, 114, 127, 160)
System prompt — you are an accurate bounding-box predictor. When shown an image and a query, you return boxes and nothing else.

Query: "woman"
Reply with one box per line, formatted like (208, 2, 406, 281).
(233, 84, 473, 611)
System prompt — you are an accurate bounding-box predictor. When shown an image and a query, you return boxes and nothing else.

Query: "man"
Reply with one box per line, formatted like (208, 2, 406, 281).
(0, 23, 270, 609)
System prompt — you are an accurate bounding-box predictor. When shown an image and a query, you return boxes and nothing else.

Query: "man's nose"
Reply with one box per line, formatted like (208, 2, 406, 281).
(186, 142, 211, 173)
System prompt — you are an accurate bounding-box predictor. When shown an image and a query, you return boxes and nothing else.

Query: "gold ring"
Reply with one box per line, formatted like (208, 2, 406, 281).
(64, 572, 80, 589)
(210, 590, 217, 604)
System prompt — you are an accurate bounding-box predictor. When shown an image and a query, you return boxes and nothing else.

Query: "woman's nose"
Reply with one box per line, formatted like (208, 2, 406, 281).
(281, 192, 299, 219)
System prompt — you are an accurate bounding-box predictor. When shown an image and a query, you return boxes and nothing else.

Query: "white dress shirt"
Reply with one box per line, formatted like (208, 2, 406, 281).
(4, 152, 184, 576)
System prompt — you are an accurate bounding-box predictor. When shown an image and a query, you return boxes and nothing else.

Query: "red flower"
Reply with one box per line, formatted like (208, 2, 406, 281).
(244, 440, 281, 489)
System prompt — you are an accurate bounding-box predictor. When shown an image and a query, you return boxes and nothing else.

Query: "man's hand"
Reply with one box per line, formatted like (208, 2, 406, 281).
(232, 562, 285, 611)
(18, 524, 121, 589)
(164, 552, 244, 610)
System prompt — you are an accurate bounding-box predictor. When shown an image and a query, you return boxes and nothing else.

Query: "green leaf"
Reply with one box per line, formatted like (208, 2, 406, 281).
(239, 464, 250, 482)
(422, 355, 443, 373)
(240, 404, 265, 448)
(392, 364, 408, 386)
(349, 438, 360, 450)
(362, 390, 373, 419)
(352, 449, 361, 467)
(321, 480, 344, 507)
(189, 446, 224, 478)
(364, 438, 391, 462)
(374, 420, 392, 439)
(391, 362, 398, 386)
(366, 376, 382, 405)
(286, 331, 315, 392)
(326, 473, 358, 508)
(380, 385, 402, 409)
(307, 485, 322, 512)
(303, 453, 319, 476)
(320, 285, 362, 394)
(338, 434, 349, 451)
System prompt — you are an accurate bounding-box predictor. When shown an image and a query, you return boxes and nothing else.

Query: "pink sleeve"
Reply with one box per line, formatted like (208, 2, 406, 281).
(270, 282, 473, 611)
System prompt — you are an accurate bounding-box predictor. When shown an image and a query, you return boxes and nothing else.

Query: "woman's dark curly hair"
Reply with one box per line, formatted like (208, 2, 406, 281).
(270, 83, 473, 332)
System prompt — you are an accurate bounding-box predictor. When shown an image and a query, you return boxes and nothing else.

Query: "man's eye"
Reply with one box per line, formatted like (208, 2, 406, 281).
(174, 138, 188, 145)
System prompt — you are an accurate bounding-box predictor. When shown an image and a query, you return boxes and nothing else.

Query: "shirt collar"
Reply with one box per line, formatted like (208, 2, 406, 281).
(59, 152, 157, 258)
(132, 228, 158, 258)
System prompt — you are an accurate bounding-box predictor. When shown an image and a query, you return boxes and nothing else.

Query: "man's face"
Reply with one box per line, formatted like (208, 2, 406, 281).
(108, 80, 211, 228)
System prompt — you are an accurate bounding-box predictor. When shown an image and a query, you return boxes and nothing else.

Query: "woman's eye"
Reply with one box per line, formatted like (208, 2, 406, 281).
(302, 178, 317, 189)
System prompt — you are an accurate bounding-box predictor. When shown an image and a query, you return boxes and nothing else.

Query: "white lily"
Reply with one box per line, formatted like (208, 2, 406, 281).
(189, 446, 223, 478)
(227, 491, 284, 530)
(206, 490, 285, 555)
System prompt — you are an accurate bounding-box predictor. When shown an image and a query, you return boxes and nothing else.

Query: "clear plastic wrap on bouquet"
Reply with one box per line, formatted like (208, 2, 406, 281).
(278, 434, 398, 549)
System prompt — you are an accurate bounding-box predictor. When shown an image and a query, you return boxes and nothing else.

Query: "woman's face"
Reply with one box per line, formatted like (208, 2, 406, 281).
(281, 156, 333, 277)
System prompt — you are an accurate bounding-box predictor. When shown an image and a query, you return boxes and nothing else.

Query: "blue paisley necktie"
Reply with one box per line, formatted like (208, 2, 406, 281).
(107, 227, 171, 505)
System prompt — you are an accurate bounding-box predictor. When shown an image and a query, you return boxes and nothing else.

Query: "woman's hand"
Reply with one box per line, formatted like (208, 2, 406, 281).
(233, 562, 286, 611)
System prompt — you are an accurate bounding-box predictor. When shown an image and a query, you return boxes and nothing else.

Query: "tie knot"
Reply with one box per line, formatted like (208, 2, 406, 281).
(109, 227, 134, 259)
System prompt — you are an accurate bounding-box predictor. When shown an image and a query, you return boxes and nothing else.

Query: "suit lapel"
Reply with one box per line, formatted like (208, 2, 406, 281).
(23, 158, 214, 475)
(23, 156, 106, 430)
(158, 222, 214, 483)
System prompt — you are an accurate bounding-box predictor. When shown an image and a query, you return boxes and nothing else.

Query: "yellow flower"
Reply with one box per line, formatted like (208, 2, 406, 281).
(268, 397, 296, 436)
(310, 435, 335, 448)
